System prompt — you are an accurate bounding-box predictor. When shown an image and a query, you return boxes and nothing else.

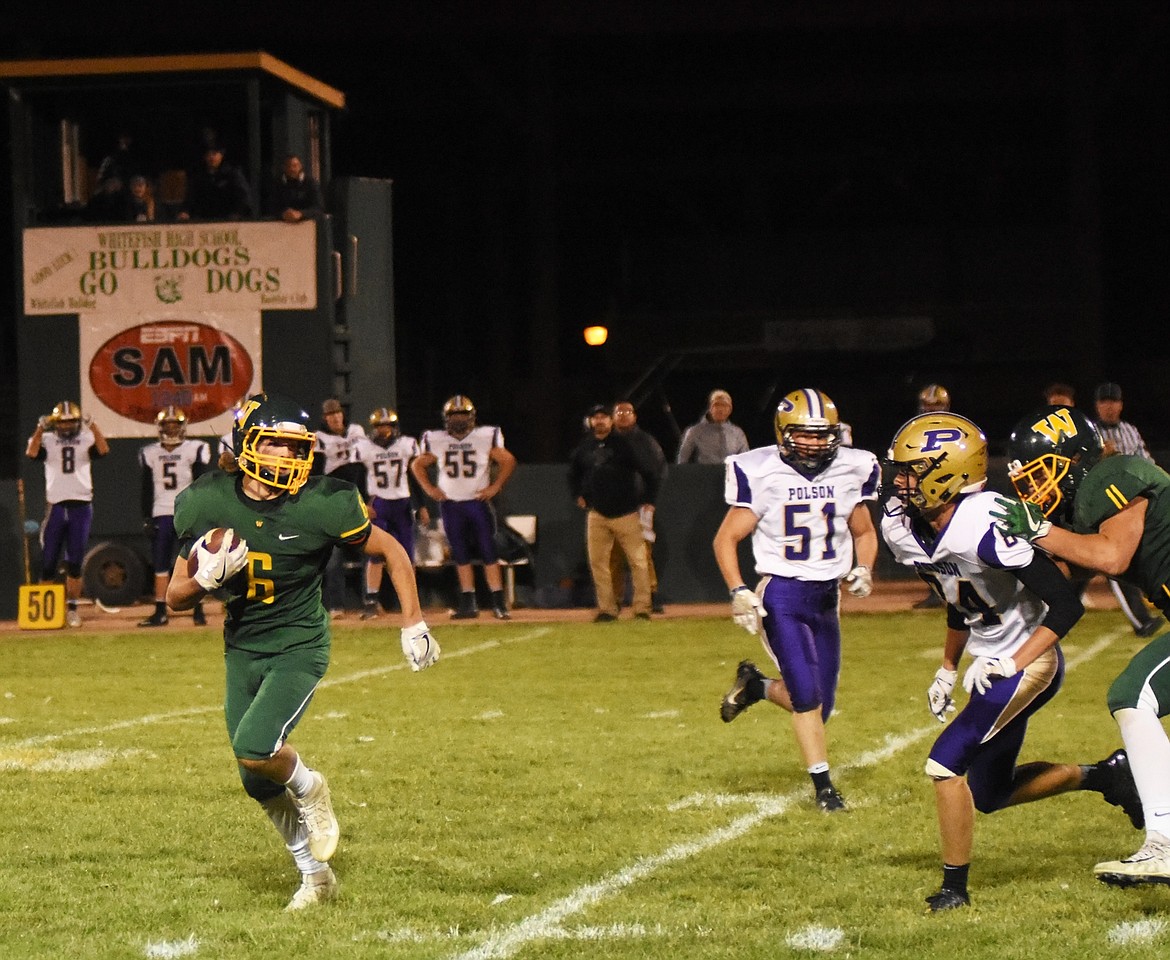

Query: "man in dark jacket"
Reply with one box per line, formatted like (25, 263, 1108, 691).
(267, 154, 324, 222)
(568, 404, 661, 622)
(178, 144, 253, 221)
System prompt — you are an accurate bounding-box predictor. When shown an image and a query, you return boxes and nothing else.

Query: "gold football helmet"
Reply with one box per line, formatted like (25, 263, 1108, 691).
(917, 384, 951, 414)
(442, 395, 476, 438)
(50, 401, 83, 438)
(774, 388, 842, 473)
(886, 413, 987, 518)
(156, 406, 187, 443)
(368, 407, 400, 443)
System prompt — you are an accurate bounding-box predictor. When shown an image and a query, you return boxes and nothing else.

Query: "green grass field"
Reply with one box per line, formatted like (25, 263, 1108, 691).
(2, 610, 1168, 959)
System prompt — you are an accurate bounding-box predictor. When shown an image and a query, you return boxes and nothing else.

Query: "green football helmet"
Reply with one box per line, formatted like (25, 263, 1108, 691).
(1006, 405, 1102, 520)
(233, 392, 314, 493)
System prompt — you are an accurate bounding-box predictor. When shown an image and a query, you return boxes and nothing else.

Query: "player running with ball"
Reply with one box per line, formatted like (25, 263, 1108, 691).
(167, 393, 439, 910)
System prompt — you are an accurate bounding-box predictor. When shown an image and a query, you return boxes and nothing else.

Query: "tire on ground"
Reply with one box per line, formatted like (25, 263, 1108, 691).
(82, 540, 147, 607)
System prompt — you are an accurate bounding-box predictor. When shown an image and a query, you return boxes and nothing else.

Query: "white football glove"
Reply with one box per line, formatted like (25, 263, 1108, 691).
(401, 621, 440, 672)
(844, 564, 873, 598)
(962, 656, 1018, 695)
(192, 528, 249, 592)
(729, 585, 766, 636)
(927, 667, 958, 722)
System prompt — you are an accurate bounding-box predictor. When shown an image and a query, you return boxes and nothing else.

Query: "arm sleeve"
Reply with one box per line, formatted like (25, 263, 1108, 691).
(1012, 551, 1084, 638)
(140, 464, 154, 519)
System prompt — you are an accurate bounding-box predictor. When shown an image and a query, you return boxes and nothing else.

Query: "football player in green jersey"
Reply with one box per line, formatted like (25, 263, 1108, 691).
(994, 404, 1170, 888)
(167, 393, 439, 910)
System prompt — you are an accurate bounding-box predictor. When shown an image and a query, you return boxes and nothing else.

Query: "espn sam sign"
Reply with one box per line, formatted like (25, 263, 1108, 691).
(22, 221, 316, 314)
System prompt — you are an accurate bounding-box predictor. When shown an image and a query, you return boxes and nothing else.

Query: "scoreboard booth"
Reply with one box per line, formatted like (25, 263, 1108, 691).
(0, 53, 396, 615)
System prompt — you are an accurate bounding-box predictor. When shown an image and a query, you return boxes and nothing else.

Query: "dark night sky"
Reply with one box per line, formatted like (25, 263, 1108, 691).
(5, 2, 1169, 459)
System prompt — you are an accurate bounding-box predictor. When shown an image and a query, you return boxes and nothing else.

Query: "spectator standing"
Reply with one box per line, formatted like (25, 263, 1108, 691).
(138, 407, 212, 627)
(713, 388, 879, 812)
(177, 143, 253, 221)
(167, 391, 438, 910)
(1091, 383, 1163, 637)
(353, 407, 427, 619)
(25, 401, 110, 627)
(677, 389, 749, 465)
(411, 395, 517, 620)
(568, 404, 660, 622)
(314, 398, 366, 614)
(610, 400, 668, 614)
(267, 154, 323, 223)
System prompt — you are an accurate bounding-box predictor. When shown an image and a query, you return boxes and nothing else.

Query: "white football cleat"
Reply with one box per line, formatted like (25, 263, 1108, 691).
(291, 772, 340, 862)
(1095, 834, 1170, 887)
(66, 608, 82, 628)
(285, 867, 338, 911)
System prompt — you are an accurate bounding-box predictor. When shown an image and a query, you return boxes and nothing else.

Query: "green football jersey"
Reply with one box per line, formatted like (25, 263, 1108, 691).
(175, 470, 371, 652)
(1073, 454, 1170, 607)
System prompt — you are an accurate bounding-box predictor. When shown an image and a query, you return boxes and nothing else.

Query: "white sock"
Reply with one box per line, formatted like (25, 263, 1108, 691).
(284, 757, 315, 798)
(1115, 707, 1170, 842)
(808, 761, 830, 775)
(262, 791, 328, 875)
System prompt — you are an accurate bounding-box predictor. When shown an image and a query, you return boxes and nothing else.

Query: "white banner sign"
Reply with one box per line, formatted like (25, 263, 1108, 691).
(23, 221, 317, 315)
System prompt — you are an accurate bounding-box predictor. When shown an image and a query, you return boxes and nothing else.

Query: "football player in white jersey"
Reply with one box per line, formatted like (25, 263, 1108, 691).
(25, 401, 110, 627)
(713, 388, 879, 813)
(314, 398, 367, 614)
(411, 395, 517, 619)
(882, 412, 1140, 912)
(354, 407, 427, 619)
(138, 406, 212, 626)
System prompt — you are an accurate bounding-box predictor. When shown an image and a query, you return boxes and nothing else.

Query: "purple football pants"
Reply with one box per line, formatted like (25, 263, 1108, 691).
(439, 499, 498, 566)
(759, 575, 842, 720)
(41, 500, 93, 579)
(370, 497, 415, 560)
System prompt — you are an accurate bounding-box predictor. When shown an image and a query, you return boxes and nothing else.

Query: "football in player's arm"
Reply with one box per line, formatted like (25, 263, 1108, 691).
(884, 411, 1139, 913)
(165, 392, 438, 911)
(994, 404, 1170, 887)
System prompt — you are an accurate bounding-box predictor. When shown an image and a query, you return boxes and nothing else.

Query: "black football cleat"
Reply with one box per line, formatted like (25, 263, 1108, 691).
(1096, 749, 1145, 829)
(925, 888, 970, 912)
(1135, 617, 1164, 639)
(492, 606, 511, 620)
(720, 660, 765, 723)
(138, 611, 169, 628)
(192, 605, 207, 627)
(815, 786, 848, 813)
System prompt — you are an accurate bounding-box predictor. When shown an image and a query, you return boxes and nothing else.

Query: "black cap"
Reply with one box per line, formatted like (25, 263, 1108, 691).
(586, 403, 609, 417)
(1095, 382, 1123, 402)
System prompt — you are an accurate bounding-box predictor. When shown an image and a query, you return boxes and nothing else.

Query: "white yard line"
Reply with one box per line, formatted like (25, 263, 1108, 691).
(448, 624, 1123, 960)
(6, 629, 551, 750)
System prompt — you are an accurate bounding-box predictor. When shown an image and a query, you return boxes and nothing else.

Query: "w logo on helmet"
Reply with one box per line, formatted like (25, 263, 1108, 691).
(1030, 409, 1079, 444)
(920, 428, 965, 452)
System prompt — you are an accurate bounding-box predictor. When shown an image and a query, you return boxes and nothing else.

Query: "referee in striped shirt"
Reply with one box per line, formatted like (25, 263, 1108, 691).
(1093, 381, 1163, 637)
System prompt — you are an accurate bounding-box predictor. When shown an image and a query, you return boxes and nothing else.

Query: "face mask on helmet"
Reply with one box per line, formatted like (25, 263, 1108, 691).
(774, 388, 842, 475)
(368, 408, 400, 445)
(156, 406, 187, 443)
(1006, 406, 1102, 519)
(442, 395, 476, 438)
(233, 393, 315, 493)
(885, 413, 988, 519)
(51, 401, 82, 438)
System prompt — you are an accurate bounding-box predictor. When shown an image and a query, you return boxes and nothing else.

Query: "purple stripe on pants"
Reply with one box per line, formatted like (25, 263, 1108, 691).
(759, 575, 841, 720)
